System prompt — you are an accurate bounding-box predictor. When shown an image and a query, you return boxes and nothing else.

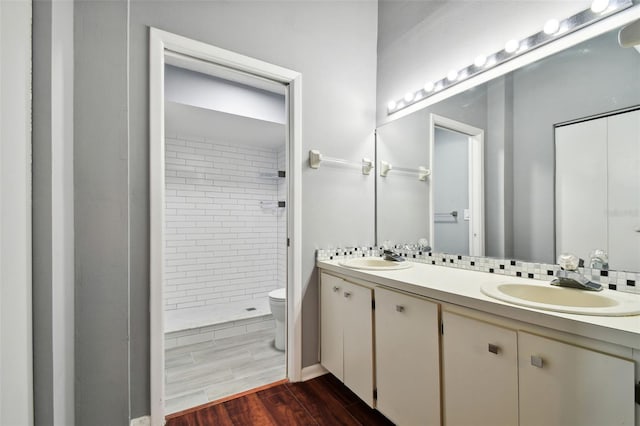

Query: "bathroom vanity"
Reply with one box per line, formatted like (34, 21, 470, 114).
(317, 259, 640, 426)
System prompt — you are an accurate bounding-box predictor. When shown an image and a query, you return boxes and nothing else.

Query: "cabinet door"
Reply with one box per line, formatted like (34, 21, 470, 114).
(519, 331, 635, 426)
(342, 281, 374, 407)
(320, 272, 344, 381)
(442, 311, 518, 426)
(375, 287, 441, 426)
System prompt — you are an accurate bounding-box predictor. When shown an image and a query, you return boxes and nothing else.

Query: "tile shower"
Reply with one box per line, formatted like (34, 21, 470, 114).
(163, 134, 286, 413)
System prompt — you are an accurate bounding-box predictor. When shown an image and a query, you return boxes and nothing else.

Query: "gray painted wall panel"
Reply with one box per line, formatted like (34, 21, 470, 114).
(74, 1, 130, 424)
(32, 1, 54, 423)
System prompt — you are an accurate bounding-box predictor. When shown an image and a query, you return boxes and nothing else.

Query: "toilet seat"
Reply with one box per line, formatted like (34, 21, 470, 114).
(268, 287, 286, 301)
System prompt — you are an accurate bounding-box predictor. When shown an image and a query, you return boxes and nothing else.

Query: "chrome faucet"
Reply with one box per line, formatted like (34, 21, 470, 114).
(382, 249, 405, 262)
(550, 254, 603, 291)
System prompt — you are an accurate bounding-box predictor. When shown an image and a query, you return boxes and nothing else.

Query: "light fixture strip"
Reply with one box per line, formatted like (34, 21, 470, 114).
(387, 0, 633, 115)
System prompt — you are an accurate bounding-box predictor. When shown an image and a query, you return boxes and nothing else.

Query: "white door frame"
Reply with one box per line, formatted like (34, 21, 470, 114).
(0, 1, 33, 425)
(429, 114, 485, 256)
(149, 28, 302, 424)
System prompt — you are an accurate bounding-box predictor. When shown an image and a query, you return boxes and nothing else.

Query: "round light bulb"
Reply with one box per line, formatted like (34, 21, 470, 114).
(591, 0, 609, 13)
(505, 39, 519, 53)
(424, 81, 434, 92)
(404, 92, 415, 102)
(447, 70, 458, 82)
(474, 55, 487, 67)
(387, 100, 397, 111)
(543, 18, 560, 34)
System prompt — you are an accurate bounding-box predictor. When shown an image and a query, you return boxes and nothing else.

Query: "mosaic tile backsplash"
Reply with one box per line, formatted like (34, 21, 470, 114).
(316, 246, 639, 295)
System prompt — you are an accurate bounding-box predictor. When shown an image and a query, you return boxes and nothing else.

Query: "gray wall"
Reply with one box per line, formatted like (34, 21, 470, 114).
(74, 0, 131, 423)
(33, 0, 75, 424)
(485, 75, 514, 259)
(74, 0, 377, 422)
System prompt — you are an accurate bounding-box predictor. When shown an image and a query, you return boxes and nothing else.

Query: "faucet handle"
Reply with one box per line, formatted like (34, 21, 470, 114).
(589, 249, 609, 270)
(557, 253, 581, 271)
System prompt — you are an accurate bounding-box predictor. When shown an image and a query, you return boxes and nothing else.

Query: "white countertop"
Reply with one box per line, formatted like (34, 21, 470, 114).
(317, 259, 640, 349)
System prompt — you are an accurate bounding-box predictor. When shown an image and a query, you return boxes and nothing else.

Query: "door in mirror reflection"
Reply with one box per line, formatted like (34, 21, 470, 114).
(433, 127, 470, 255)
(429, 114, 484, 257)
(555, 107, 640, 271)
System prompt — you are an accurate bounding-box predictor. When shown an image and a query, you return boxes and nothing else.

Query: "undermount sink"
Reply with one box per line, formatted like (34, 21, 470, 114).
(481, 282, 640, 316)
(339, 257, 413, 271)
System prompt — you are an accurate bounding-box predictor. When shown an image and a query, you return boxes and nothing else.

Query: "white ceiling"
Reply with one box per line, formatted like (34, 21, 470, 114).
(165, 101, 285, 149)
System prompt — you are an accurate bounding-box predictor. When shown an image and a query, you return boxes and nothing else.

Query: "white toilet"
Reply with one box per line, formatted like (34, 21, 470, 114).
(268, 287, 286, 351)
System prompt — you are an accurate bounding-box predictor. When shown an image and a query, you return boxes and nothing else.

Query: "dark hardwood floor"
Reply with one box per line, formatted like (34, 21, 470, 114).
(166, 373, 395, 426)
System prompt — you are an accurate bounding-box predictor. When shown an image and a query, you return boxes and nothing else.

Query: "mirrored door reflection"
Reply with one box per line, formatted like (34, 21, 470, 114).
(433, 127, 470, 255)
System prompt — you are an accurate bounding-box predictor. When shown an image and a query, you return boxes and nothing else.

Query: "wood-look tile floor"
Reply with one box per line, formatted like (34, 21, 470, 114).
(166, 373, 395, 426)
(165, 328, 286, 415)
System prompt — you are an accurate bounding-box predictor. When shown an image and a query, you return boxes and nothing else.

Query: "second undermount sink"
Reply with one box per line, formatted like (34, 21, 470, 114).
(339, 257, 413, 271)
(481, 282, 640, 316)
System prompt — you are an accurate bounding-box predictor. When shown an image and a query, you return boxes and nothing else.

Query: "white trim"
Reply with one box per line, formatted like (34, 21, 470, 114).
(0, 1, 33, 424)
(300, 364, 328, 381)
(149, 28, 302, 425)
(381, 5, 640, 126)
(286, 75, 303, 382)
(149, 28, 165, 425)
(429, 114, 485, 256)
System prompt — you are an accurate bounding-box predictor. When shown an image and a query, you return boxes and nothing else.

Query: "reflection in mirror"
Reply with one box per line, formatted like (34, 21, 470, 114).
(376, 111, 430, 246)
(433, 127, 471, 255)
(376, 25, 640, 271)
(430, 115, 485, 256)
(556, 108, 640, 272)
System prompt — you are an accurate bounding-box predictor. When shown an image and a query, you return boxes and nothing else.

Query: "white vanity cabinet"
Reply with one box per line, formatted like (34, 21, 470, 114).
(518, 331, 635, 426)
(374, 287, 441, 426)
(319, 272, 374, 407)
(317, 262, 639, 426)
(441, 310, 636, 426)
(441, 311, 519, 426)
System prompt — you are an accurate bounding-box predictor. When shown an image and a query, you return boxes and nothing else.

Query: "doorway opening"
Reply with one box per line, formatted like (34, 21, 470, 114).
(150, 29, 302, 424)
(163, 61, 287, 414)
(429, 114, 485, 256)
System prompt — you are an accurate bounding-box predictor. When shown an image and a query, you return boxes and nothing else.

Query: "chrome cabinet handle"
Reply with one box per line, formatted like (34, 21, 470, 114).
(488, 343, 500, 354)
(395, 305, 405, 313)
(343, 292, 352, 298)
(332, 286, 340, 292)
(531, 355, 544, 368)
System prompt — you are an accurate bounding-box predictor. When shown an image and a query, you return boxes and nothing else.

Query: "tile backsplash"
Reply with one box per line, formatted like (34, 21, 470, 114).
(316, 246, 639, 295)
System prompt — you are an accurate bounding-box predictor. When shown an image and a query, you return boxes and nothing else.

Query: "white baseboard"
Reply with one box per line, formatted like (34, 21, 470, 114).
(300, 363, 328, 381)
(131, 415, 151, 426)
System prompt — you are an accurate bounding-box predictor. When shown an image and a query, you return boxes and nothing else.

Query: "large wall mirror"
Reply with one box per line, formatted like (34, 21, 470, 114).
(376, 22, 640, 271)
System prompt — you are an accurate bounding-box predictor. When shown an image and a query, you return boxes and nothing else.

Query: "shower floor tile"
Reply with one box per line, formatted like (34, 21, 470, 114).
(164, 327, 285, 415)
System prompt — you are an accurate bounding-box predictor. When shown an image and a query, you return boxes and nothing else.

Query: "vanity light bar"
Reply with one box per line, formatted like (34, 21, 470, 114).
(386, 0, 633, 115)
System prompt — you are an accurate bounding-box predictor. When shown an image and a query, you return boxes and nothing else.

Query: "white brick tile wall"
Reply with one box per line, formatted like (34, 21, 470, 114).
(164, 136, 286, 314)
